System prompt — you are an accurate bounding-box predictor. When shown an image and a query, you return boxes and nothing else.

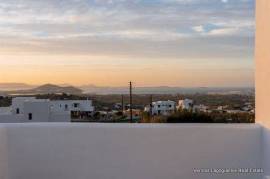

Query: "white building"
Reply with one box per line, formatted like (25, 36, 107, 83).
(193, 104, 209, 113)
(177, 99, 194, 110)
(0, 107, 12, 114)
(0, 97, 94, 123)
(217, 105, 229, 111)
(145, 100, 176, 116)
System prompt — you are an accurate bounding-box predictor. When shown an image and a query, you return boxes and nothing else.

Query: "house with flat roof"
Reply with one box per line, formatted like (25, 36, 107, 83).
(145, 100, 176, 116)
(0, 97, 95, 123)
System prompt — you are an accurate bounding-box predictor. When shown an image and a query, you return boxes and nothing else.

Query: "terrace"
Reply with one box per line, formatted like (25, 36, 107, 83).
(0, 0, 269, 179)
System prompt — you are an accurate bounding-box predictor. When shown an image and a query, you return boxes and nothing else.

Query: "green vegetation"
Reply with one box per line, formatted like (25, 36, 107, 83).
(0, 96, 11, 107)
(141, 110, 254, 123)
(167, 110, 254, 123)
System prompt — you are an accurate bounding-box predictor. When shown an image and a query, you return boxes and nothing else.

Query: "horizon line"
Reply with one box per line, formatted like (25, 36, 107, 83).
(0, 82, 255, 89)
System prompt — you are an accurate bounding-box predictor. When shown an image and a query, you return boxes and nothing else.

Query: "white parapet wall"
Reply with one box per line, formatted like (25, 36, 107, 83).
(0, 123, 263, 179)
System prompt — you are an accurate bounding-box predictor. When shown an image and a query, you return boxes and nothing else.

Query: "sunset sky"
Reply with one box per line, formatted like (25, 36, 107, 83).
(0, 0, 255, 87)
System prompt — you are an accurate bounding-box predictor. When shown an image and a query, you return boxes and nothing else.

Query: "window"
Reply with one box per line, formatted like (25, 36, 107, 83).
(28, 113, 32, 120)
(16, 108, 20, 114)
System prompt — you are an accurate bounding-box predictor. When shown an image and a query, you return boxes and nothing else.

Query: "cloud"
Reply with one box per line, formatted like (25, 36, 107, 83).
(208, 28, 239, 36)
(192, 25, 205, 33)
(0, 0, 255, 60)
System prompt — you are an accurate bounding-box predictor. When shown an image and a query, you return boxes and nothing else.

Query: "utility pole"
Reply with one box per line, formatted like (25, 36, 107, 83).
(129, 81, 133, 123)
(150, 94, 153, 120)
(121, 94, 124, 115)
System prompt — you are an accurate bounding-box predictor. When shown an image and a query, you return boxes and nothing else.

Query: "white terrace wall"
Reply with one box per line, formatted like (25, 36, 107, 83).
(0, 123, 262, 179)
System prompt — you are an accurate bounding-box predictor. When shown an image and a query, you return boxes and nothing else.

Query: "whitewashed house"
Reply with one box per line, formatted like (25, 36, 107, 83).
(145, 100, 176, 116)
(0, 97, 94, 123)
(0, 107, 12, 114)
(177, 99, 194, 110)
(193, 104, 209, 113)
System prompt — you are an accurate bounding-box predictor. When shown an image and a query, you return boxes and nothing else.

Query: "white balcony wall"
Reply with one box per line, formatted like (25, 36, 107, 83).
(0, 123, 262, 179)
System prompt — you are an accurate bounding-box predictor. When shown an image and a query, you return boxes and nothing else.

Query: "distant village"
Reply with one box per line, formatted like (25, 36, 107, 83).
(0, 95, 255, 123)
(0, 81, 255, 123)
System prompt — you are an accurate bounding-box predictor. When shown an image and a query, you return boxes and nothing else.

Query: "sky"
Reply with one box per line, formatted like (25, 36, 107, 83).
(0, 0, 255, 87)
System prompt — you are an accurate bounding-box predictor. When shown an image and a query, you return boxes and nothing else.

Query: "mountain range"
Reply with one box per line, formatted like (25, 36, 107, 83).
(0, 83, 255, 95)
(80, 85, 254, 95)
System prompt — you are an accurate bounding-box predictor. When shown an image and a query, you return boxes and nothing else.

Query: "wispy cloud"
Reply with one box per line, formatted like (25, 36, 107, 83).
(0, 0, 255, 59)
(0, 0, 255, 86)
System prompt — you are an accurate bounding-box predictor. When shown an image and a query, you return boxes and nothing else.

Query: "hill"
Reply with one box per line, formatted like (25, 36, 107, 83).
(1, 84, 82, 95)
(80, 85, 254, 95)
(33, 84, 83, 94)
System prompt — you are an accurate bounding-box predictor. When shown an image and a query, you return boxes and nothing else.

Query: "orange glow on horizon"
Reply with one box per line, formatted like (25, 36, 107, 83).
(0, 54, 254, 87)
